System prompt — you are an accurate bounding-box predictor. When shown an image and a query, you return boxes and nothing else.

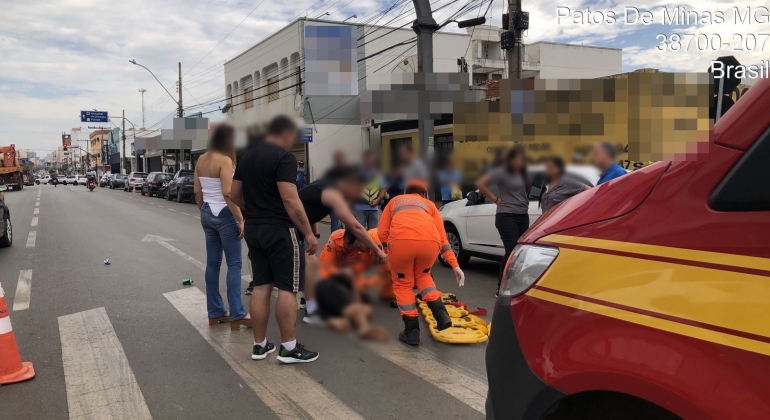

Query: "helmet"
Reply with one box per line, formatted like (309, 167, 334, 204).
(405, 178, 428, 195)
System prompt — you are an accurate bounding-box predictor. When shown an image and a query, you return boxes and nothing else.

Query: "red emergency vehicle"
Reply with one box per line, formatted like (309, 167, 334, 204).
(486, 76, 770, 419)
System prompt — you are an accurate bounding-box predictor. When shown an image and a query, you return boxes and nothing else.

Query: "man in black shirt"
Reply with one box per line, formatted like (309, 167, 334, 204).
(296, 168, 388, 324)
(231, 116, 319, 364)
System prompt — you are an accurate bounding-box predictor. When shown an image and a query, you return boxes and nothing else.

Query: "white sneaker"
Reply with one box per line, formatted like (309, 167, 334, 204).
(302, 311, 324, 325)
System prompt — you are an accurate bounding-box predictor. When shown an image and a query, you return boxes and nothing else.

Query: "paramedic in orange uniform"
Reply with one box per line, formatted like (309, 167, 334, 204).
(378, 179, 465, 346)
(318, 227, 394, 301)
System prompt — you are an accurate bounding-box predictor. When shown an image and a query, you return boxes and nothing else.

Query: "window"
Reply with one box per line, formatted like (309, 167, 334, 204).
(244, 86, 253, 109)
(267, 76, 279, 102)
(709, 126, 770, 211)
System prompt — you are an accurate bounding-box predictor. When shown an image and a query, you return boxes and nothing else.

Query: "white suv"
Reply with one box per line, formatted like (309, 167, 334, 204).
(438, 165, 600, 267)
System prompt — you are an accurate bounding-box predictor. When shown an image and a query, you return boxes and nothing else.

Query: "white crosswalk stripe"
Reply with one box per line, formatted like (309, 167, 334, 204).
(58, 307, 153, 420)
(368, 341, 488, 414)
(165, 287, 364, 420)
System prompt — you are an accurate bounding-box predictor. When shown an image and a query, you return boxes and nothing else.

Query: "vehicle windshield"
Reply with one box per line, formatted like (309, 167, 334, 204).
(133, 173, 147, 178)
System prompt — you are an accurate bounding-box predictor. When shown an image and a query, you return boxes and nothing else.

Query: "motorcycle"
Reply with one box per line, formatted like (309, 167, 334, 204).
(87, 179, 95, 192)
(157, 181, 168, 199)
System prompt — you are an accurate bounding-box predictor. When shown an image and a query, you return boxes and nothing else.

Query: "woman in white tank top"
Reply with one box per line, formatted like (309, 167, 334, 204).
(194, 124, 250, 330)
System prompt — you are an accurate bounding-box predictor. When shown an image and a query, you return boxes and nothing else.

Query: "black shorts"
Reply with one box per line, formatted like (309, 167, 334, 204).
(316, 276, 353, 318)
(244, 223, 305, 293)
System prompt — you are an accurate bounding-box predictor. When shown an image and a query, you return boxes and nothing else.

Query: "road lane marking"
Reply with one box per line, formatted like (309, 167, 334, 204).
(58, 307, 153, 420)
(165, 287, 363, 420)
(26, 231, 36, 248)
(158, 205, 164, 208)
(168, 209, 176, 212)
(33, 208, 39, 215)
(181, 212, 190, 216)
(142, 235, 205, 271)
(31, 217, 38, 227)
(12, 270, 32, 311)
(366, 342, 488, 414)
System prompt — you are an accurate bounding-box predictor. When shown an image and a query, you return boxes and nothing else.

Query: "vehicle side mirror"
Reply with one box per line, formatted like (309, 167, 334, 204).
(466, 191, 479, 205)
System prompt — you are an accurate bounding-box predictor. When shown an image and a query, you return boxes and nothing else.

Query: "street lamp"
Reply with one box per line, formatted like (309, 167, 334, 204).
(129, 60, 179, 114)
(315, 12, 330, 19)
(343, 14, 357, 22)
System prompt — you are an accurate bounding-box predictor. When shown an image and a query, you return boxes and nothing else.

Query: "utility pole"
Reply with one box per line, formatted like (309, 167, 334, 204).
(177, 62, 183, 172)
(412, 0, 439, 200)
(121, 110, 126, 174)
(507, 0, 524, 80)
(138, 88, 147, 129)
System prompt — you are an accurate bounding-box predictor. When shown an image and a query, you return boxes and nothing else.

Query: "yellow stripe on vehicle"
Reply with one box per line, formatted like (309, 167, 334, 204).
(526, 287, 770, 357)
(543, 234, 770, 273)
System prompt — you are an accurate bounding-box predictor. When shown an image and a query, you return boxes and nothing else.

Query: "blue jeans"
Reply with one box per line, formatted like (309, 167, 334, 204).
(354, 209, 379, 230)
(330, 211, 340, 231)
(200, 203, 247, 321)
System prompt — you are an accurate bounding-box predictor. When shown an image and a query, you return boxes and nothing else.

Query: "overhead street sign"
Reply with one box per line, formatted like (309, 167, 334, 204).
(81, 111, 109, 123)
(301, 127, 313, 143)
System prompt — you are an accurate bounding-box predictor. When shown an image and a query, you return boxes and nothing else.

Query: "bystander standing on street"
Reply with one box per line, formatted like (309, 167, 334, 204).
(193, 124, 250, 329)
(539, 156, 590, 213)
(324, 150, 348, 231)
(231, 116, 320, 364)
(297, 161, 307, 189)
(438, 159, 462, 206)
(380, 165, 405, 211)
(591, 142, 627, 185)
(476, 146, 531, 296)
(354, 151, 387, 230)
(399, 144, 428, 187)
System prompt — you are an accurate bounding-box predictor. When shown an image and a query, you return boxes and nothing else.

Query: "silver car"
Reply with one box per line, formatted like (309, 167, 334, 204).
(124, 172, 148, 191)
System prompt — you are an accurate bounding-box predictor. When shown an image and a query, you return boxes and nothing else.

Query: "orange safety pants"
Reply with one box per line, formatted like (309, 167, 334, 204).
(389, 239, 442, 317)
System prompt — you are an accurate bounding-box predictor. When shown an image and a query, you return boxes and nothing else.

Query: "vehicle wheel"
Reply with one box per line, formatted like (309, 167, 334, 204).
(141, 190, 145, 196)
(74, 182, 78, 186)
(440, 225, 471, 268)
(63, 181, 67, 185)
(0, 212, 12, 248)
(167, 189, 173, 201)
(176, 192, 183, 203)
(35, 181, 39, 185)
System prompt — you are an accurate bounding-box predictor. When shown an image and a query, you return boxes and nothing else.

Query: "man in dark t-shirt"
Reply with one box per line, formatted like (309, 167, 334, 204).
(232, 116, 320, 364)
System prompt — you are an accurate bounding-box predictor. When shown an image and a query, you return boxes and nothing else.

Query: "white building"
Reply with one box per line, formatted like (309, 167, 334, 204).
(224, 19, 621, 180)
(522, 42, 621, 79)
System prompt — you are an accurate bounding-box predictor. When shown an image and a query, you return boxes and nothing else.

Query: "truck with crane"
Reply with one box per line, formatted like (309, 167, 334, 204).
(0, 144, 24, 191)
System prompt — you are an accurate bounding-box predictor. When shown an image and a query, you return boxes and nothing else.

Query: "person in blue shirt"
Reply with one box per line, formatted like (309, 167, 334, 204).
(437, 160, 462, 205)
(591, 142, 627, 185)
(296, 161, 306, 189)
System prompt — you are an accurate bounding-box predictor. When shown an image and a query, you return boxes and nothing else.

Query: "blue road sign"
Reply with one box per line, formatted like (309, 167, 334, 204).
(81, 111, 109, 123)
(301, 127, 313, 143)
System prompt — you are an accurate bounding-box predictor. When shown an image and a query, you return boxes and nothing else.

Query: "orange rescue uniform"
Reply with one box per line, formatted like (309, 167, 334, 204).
(378, 194, 459, 317)
(318, 228, 394, 299)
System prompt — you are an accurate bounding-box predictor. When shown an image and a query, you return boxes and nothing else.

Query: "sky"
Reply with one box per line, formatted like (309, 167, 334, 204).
(0, 0, 767, 157)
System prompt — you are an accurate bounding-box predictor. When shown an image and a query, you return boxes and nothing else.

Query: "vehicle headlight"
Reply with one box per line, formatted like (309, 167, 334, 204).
(500, 245, 559, 297)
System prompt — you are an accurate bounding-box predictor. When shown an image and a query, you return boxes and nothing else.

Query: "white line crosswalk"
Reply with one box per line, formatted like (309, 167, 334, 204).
(58, 307, 153, 420)
(165, 287, 365, 420)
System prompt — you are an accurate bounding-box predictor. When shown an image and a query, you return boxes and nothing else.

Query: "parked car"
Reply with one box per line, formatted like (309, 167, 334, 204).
(141, 172, 172, 197)
(166, 170, 195, 203)
(0, 183, 12, 247)
(36, 175, 51, 185)
(61, 175, 78, 185)
(439, 165, 599, 267)
(99, 174, 113, 187)
(486, 77, 770, 420)
(123, 172, 147, 191)
(111, 174, 127, 189)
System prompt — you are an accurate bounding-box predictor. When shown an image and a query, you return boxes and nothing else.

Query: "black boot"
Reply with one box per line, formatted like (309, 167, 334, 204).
(399, 316, 420, 346)
(427, 300, 453, 331)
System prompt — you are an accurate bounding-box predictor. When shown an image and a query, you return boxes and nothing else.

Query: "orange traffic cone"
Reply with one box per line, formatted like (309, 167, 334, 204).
(0, 283, 35, 385)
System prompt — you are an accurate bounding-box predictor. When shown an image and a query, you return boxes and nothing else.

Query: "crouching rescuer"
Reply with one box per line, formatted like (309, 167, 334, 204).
(379, 179, 465, 346)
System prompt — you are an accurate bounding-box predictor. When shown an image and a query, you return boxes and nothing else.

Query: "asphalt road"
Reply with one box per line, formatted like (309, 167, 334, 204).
(0, 184, 501, 420)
